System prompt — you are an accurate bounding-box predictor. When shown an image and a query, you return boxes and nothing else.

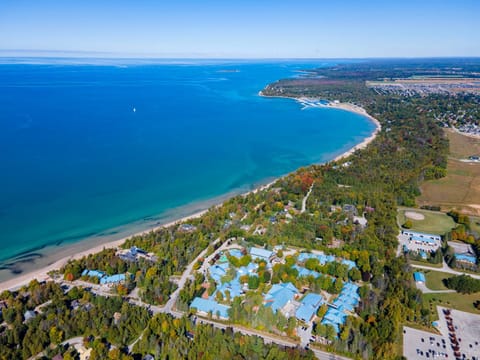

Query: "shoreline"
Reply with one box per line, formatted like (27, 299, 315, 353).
(0, 97, 381, 293)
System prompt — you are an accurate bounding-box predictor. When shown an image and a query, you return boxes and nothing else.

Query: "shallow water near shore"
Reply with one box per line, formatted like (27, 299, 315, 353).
(0, 59, 375, 280)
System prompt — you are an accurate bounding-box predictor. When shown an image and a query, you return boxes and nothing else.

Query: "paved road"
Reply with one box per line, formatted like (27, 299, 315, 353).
(195, 318, 350, 360)
(162, 237, 225, 314)
(411, 260, 480, 280)
(301, 183, 314, 214)
(415, 281, 456, 294)
(59, 236, 351, 360)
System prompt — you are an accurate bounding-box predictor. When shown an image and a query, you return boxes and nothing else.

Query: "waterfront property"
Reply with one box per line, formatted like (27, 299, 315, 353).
(81, 269, 126, 285)
(116, 246, 158, 263)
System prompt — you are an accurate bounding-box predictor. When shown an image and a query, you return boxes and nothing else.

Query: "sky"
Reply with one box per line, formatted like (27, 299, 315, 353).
(0, 0, 478, 58)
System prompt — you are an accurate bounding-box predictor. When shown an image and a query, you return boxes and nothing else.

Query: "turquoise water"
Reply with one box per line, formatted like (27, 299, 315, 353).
(0, 59, 375, 264)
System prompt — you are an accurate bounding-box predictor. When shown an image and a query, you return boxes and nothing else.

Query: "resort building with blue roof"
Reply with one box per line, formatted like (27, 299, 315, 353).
(237, 262, 258, 276)
(100, 274, 126, 285)
(228, 249, 244, 259)
(297, 252, 338, 266)
(250, 247, 274, 262)
(321, 308, 347, 334)
(264, 282, 299, 313)
(209, 263, 229, 283)
(447, 241, 478, 265)
(81, 269, 126, 285)
(296, 293, 324, 322)
(214, 278, 243, 300)
(341, 259, 357, 270)
(293, 265, 320, 278)
(190, 297, 230, 319)
(82, 269, 105, 279)
(455, 253, 477, 264)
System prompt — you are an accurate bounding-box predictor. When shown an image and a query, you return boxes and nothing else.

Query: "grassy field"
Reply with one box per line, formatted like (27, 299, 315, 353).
(418, 130, 480, 216)
(424, 270, 455, 290)
(409, 260, 443, 269)
(424, 292, 480, 316)
(398, 207, 456, 235)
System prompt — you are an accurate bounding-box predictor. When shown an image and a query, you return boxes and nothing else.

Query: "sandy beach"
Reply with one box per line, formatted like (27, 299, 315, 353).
(0, 99, 381, 293)
(328, 102, 382, 162)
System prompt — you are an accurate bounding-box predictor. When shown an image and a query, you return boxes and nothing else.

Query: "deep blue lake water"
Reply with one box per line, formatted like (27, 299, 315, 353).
(0, 59, 375, 263)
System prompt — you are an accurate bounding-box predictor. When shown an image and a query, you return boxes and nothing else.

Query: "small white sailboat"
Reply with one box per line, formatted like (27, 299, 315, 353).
(133, 107, 136, 113)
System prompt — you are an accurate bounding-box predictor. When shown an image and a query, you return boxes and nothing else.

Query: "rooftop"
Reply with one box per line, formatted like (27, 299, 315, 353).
(296, 293, 324, 322)
(250, 247, 274, 260)
(264, 282, 299, 313)
(413, 272, 426, 283)
(190, 297, 230, 319)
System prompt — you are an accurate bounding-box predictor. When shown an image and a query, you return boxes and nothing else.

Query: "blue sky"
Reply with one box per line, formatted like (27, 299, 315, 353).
(0, 0, 478, 58)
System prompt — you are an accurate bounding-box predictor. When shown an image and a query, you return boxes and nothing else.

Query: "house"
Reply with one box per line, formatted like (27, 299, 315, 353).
(237, 262, 258, 276)
(100, 274, 126, 285)
(24, 310, 36, 322)
(331, 283, 360, 313)
(209, 262, 229, 283)
(81, 269, 105, 279)
(342, 204, 358, 216)
(341, 259, 357, 270)
(228, 249, 244, 259)
(293, 265, 320, 278)
(190, 297, 230, 319)
(179, 224, 197, 232)
(321, 307, 347, 334)
(448, 241, 477, 265)
(215, 278, 243, 299)
(113, 312, 122, 325)
(414, 272, 426, 283)
(250, 247, 274, 262)
(296, 293, 324, 323)
(264, 282, 299, 313)
(455, 253, 477, 264)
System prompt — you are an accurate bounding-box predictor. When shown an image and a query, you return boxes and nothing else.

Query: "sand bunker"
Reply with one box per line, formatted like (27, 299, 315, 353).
(405, 211, 425, 220)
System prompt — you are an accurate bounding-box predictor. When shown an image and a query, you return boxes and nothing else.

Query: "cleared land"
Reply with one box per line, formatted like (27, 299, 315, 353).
(397, 207, 456, 235)
(418, 130, 480, 216)
(424, 271, 455, 291)
(424, 292, 480, 315)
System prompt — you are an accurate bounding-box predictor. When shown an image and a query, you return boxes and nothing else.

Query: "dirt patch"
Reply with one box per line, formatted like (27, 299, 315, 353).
(405, 211, 425, 220)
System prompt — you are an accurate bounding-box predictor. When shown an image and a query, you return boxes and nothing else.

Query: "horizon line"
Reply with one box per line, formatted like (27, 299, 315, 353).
(1, 50, 479, 61)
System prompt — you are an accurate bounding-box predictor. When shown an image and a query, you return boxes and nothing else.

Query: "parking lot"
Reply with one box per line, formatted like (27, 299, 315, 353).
(398, 232, 442, 254)
(437, 306, 480, 360)
(403, 326, 453, 360)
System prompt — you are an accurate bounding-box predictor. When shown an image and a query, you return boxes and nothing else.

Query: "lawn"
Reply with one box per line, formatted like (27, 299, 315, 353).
(409, 260, 443, 269)
(424, 270, 455, 291)
(468, 216, 480, 237)
(398, 207, 456, 235)
(418, 130, 480, 216)
(424, 292, 480, 316)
